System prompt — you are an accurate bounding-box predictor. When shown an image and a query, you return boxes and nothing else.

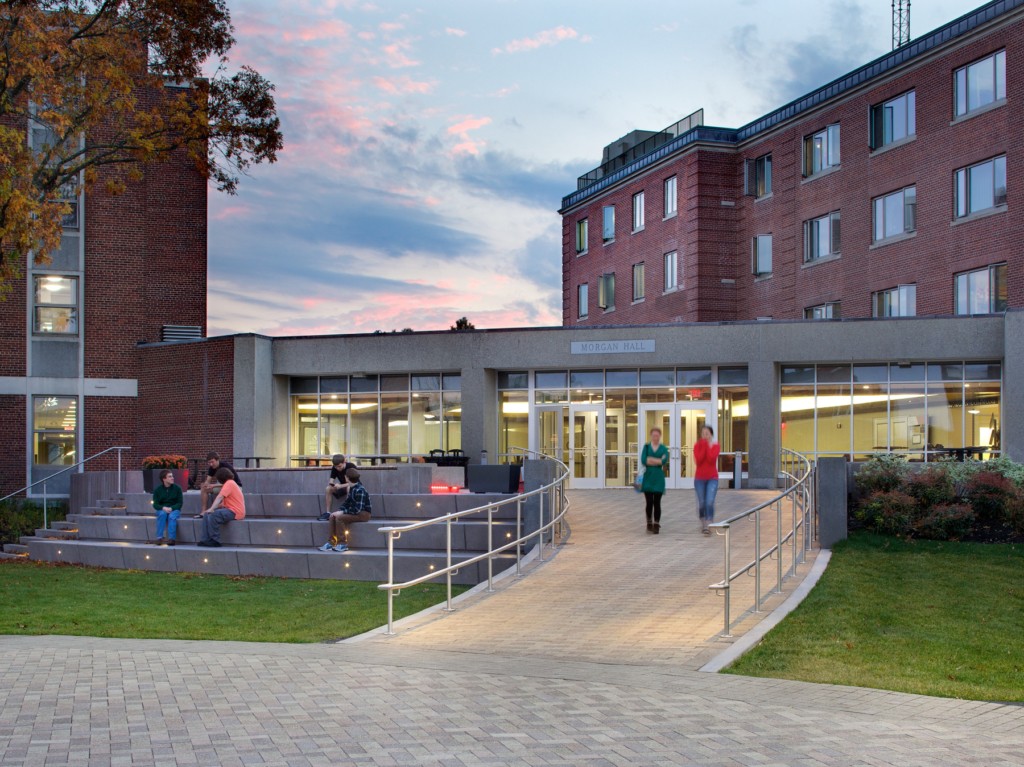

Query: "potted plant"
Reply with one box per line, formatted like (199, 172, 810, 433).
(141, 454, 189, 492)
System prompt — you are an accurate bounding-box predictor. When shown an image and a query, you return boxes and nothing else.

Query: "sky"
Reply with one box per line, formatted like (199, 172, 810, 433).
(206, 0, 987, 337)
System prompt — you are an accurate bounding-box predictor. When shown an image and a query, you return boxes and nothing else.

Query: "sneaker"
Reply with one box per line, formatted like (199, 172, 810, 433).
(317, 512, 330, 521)
(333, 543, 348, 552)
(166, 539, 175, 546)
(210, 540, 222, 548)
(318, 542, 333, 551)
(148, 539, 162, 545)
(197, 539, 213, 547)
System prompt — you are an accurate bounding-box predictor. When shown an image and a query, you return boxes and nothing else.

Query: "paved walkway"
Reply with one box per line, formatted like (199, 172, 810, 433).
(2, 489, 1022, 766)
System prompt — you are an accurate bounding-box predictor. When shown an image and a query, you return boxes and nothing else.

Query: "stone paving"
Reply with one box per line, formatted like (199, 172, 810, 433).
(1, 489, 1022, 766)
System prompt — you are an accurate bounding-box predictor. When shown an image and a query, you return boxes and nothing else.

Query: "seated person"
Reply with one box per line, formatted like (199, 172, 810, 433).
(150, 469, 183, 546)
(197, 467, 245, 547)
(322, 453, 356, 519)
(319, 468, 371, 552)
(199, 451, 241, 513)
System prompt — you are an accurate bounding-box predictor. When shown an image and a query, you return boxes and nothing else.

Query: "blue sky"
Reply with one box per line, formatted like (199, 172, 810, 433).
(207, 0, 986, 336)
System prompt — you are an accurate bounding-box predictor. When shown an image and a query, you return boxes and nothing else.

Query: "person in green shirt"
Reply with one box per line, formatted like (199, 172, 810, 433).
(150, 469, 184, 545)
(640, 427, 670, 534)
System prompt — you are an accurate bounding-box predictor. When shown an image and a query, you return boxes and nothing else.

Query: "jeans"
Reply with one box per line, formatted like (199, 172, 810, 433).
(694, 479, 719, 521)
(203, 508, 236, 543)
(155, 509, 181, 540)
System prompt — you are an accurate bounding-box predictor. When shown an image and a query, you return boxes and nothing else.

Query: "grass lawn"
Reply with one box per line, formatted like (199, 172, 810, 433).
(0, 560, 467, 643)
(725, 533, 1024, 701)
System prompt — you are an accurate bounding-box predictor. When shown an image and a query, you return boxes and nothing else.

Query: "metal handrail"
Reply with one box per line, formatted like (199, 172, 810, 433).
(707, 448, 816, 637)
(0, 445, 132, 531)
(376, 447, 571, 635)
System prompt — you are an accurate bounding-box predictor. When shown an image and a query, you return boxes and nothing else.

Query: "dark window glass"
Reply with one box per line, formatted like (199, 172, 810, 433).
(380, 375, 409, 392)
(852, 364, 888, 383)
(927, 364, 963, 382)
(350, 375, 379, 393)
(605, 370, 638, 387)
(498, 372, 528, 389)
(320, 377, 348, 393)
(569, 371, 603, 388)
(535, 371, 568, 389)
(291, 377, 318, 394)
(781, 366, 815, 384)
(442, 373, 462, 391)
(639, 369, 675, 387)
(889, 363, 926, 382)
(964, 362, 1001, 381)
(411, 375, 441, 391)
(817, 365, 851, 384)
(677, 369, 712, 386)
(718, 367, 749, 386)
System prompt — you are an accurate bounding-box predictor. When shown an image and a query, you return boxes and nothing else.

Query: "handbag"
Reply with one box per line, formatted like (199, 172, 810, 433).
(633, 471, 644, 493)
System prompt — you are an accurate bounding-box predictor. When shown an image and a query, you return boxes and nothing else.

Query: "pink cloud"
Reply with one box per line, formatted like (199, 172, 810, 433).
(372, 75, 435, 94)
(379, 21, 404, 32)
(210, 204, 252, 222)
(382, 39, 419, 68)
(448, 116, 492, 136)
(493, 26, 590, 55)
(445, 27, 467, 37)
(281, 18, 352, 43)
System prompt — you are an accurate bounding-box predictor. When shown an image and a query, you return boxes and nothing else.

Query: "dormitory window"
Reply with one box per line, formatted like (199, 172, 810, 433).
(575, 218, 588, 254)
(803, 124, 840, 177)
(873, 186, 916, 241)
(745, 153, 772, 198)
(598, 273, 615, 311)
(752, 235, 772, 276)
(873, 285, 917, 317)
(955, 156, 1006, 218)
(58, 180, 79, 230)
(602, 206, 615, 243)
(955, 50, 1006, 117)
(33, 275, 78, 334)
(803, 211, 841, 262)
(805, 303, 840, 320)
(632, 192, 645, 231)
(870, 91, 916, 148)
(955, 264, 1007, 315)
(663, 251, 678, 291)
(664, 176, 677, 217)
(577, 283, 589, 319)
(632, 262, 645, 301)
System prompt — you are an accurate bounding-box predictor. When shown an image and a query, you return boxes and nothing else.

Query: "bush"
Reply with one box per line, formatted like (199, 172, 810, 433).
(0, 499, 68, 546)
(857, 490, 918, 537)
(855, 453, 909, 496)
(904, 467, 956, 510)
(980, 455, 1024, 487)
(914, 503, 975, 541)
(963, 472, 1018, 526)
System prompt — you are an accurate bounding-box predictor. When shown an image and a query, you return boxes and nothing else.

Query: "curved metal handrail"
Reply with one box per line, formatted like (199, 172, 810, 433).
(376, 447, 571, 635)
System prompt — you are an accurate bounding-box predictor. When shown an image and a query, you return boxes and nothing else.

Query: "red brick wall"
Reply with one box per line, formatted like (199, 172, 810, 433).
(83, 396, 139, 471)
(0, 269, 27, 376)
(0, 396, 27, 496)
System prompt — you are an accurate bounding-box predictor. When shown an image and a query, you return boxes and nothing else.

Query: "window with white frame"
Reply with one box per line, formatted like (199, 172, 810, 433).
(32, 395, 77, 466)
(577, 283, 588, 319)
(804, 302, 840, 319)
(752, 234, 772, 276)
(598, 273, 615, 310)
(955, 263, 1006, 315)
(955, 156, 1006, 218)
(745, 153, 772, 197)
(873, 186, 916, 242)
(664, 176, 677, 217)
(575, 218, 588, 254)
(873, 284, 917, 317)
(803, 211, 841, 262)
(632, 262, 645, 301)
(33, 275, 78, 334)
(602, 205, 615, 243)
(663, 251, 678, 291)
(632, 191, 645, 231)
(955, 50, 1006, 117)
(870, 91, 916, 149)
(803, 124, 840, 177)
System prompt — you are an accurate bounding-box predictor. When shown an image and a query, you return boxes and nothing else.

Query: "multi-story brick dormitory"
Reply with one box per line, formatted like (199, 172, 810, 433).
(561, 0, 1023, 326)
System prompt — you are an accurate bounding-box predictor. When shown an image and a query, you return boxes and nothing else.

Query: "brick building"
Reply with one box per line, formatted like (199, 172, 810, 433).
(561, 0, 1022, 326)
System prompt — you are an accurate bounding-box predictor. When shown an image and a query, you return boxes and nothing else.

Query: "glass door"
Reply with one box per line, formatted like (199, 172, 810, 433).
(535, 406, 567, 465)
(569, 404, 605, 488)
(639, 403, 713, 489)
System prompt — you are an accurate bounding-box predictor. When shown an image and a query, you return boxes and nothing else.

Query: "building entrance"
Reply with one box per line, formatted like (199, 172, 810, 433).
(639, 403, 713, 489)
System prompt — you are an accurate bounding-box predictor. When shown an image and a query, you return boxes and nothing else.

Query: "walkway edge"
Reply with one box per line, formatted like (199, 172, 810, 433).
(698, 548, 832, 673)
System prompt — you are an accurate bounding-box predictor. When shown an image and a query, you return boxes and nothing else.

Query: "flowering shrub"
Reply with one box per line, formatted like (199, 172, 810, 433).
(963, 472, 1018, 526)
(904, 467, 956, 509)
(914, 503, 975, 541)
(857, 490, 918, 537)
(141, 454, 187, 469)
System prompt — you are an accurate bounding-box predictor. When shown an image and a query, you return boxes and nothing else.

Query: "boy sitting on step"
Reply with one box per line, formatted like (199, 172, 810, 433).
(318, 468, 371, 553)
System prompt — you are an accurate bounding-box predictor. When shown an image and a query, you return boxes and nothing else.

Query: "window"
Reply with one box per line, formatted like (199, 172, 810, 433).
(632, 192, 645, 231)
(598, 273, 615, 310)
(33, 275, 78, 334)
(803, 211, 841, 262)
(873, 186, 916, 241)
(873, 285, 917, 317)
(955, 50, 1006, 117)
(575, 218, 588, 254)
(955, 156, 1006, 218)
(664, 176, 677, 217)
(663, 251, 678, 291)
(805, 303, 840, 319)
(57, 180, 79, 230)
(602, 205, 615, 243)
(632, 262, 645, 301)
(870, 91, 916, 148)
(33, 395, 77, 466)
(577, 283, 588, 319)
(803, 124, 840, 176)
(752, 234, 772, 276)
(745, 153, 772, 197)
(956, 264, 1007, 315)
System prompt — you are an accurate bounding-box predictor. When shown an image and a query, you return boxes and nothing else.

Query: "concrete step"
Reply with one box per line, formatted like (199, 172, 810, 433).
(52, 521, 78, 531)
(34, 528, 78, 540)
(0, 552, 26, 560)
(3, 544, 30, 555)
(20, 537, 37, 546)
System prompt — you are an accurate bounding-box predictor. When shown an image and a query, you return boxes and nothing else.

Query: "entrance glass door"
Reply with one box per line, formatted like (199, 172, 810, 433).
(535, 406, 567, 465)
(639, 403, 713, 489)
(569, 405, 605, 488)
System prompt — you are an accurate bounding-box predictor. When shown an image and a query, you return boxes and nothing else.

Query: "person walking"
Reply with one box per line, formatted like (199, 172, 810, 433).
(693, 425, 721, 535)
(640, 427, 670, 534)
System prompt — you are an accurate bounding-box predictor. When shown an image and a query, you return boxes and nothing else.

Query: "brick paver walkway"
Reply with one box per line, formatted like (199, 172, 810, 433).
(2, 489, 1022, 766)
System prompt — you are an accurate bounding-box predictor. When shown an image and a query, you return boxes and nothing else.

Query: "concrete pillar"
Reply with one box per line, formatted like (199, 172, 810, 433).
(1002, 309, 1024, 462)
(460, 366, 497, 464)
(232, 335, 275, 463)
(817, 457, 848, 548)
(522, 458, 559, 539)
(746, 358, 778, 488)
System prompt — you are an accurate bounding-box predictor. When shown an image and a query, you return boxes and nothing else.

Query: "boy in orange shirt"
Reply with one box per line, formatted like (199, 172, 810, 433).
(197, 466, 245, 547)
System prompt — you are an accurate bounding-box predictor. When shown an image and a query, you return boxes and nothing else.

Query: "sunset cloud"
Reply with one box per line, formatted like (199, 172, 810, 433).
(492, 26, 590, 55)
(445, 27, 467, 37)
(372, 75, 436, 94)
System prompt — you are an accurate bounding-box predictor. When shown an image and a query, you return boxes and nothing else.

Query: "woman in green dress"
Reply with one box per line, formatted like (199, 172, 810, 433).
(640, 427, 670, 534)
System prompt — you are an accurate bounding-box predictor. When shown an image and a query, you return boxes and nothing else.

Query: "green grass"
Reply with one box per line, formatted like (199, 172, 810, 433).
(725, 533, 1024, 701)
(0, 560, 467, 643)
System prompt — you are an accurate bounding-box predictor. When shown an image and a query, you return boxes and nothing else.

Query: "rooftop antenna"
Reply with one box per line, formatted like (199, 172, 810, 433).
(892, 1, 911, 49)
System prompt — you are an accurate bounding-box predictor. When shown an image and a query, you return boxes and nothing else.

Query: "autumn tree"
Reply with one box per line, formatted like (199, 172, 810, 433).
(0, 0, 283, 296)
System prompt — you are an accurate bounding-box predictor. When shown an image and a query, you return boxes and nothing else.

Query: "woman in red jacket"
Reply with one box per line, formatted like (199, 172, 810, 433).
(693, 425, 721, 535)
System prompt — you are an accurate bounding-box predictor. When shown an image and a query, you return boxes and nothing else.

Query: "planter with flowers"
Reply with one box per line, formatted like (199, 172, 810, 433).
(141, 454, 189, 492)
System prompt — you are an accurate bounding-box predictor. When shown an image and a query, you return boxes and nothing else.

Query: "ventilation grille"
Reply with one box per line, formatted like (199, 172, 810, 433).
(161, 325, 203, 342)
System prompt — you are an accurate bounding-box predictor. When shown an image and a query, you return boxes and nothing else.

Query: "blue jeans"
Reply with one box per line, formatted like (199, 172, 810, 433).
(694, 479, 719, 521)
(155, 509, 181, 540)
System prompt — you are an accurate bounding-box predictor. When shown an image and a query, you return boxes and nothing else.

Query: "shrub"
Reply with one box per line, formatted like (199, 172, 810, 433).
(904, 467, 956, 511)
(980, 455, 1024, 487)
(914, 503, 975, 541)
(964, 472, 1017, 526)
(857, 490, 918, 537)
(0, 499, 68, 546)
(855, 453, 909, 496)
(141, 454, 187, 469)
